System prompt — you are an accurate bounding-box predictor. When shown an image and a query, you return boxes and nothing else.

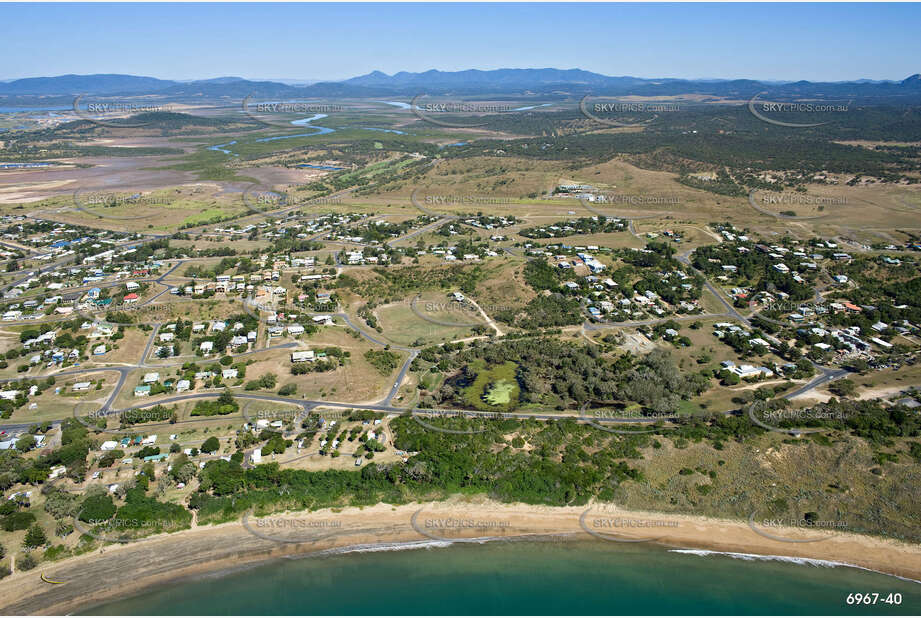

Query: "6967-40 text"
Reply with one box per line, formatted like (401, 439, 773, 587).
(846, 593, 902, 605)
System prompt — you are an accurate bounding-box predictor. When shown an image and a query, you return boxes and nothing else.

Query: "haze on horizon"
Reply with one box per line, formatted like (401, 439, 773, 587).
(2, 2, 920, 83)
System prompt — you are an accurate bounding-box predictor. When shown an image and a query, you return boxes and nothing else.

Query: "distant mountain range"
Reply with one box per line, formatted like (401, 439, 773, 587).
(2, 69, 921, 103)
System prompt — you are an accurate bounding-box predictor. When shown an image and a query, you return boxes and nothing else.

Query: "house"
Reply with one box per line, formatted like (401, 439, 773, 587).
(0, 390, 21, 402)
(87, 287, 101, 299)
(72, 381, 91, 392)
(291, 350, 315, 363)
(134, 385, 151, 397)
(251, 448, 262, 464)
(143, 372, 160, 383)
(222, 368, 238, 380)
(287, 324, 305, 336)
(101, 440, 118, 451)
(176, 379, 191, 393)
(93, 344, 107, 355)
(125, 281, 140, 291)
(729, 365, 774, 379)
(200, 341, 214, 355)
(159, 332, 175, 342)
(123, 293, 139, 304)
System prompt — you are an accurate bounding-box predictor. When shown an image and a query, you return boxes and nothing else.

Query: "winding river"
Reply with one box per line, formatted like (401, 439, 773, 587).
(208, 113, 336, 156)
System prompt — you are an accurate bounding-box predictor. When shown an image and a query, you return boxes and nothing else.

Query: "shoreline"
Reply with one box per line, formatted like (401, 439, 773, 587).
(2, 499, 920, 615)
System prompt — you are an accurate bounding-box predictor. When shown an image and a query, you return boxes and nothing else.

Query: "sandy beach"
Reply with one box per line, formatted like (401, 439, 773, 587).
(1, 498, 920, 615)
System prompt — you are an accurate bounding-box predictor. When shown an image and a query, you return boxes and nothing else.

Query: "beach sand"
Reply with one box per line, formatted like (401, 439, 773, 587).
(1, 498, 919, 615)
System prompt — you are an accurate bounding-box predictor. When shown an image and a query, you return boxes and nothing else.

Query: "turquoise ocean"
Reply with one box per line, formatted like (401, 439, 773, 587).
(81, 539, 921, 615)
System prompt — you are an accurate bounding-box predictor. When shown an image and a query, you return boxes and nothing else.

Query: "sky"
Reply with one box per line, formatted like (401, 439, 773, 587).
(2, 3, 920, 83)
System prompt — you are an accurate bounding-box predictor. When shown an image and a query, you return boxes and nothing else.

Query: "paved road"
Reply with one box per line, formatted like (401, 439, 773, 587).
(385, 217, 452, 247)
(676, 251, 751, 326)
(0, 234, 852, 436)
(383, 350, 419, 406)
(583, 311, 729, 331)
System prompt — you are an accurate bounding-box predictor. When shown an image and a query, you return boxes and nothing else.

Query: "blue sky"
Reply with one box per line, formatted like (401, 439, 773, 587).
(3, 3, 920, 82)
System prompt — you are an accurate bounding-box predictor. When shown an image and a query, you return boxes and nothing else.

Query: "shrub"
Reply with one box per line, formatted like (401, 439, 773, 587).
(1, 511, 36, 531)
(200, 436, 220, 454)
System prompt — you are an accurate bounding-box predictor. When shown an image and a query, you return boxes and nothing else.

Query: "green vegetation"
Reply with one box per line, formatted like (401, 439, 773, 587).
(364, 350, 401, 376)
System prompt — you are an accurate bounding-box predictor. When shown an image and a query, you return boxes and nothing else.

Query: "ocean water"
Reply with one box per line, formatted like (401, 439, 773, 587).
(82, 540, 921, 615)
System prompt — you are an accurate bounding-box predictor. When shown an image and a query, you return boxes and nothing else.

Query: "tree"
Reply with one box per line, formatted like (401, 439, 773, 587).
(22, 524, 47, 549)
(15, 435, 36, 452)
(201, 436, 220, 454)
(1, 511, 35, 531)
(79, 494, 116, 522)
(829, 379, 857, 397)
